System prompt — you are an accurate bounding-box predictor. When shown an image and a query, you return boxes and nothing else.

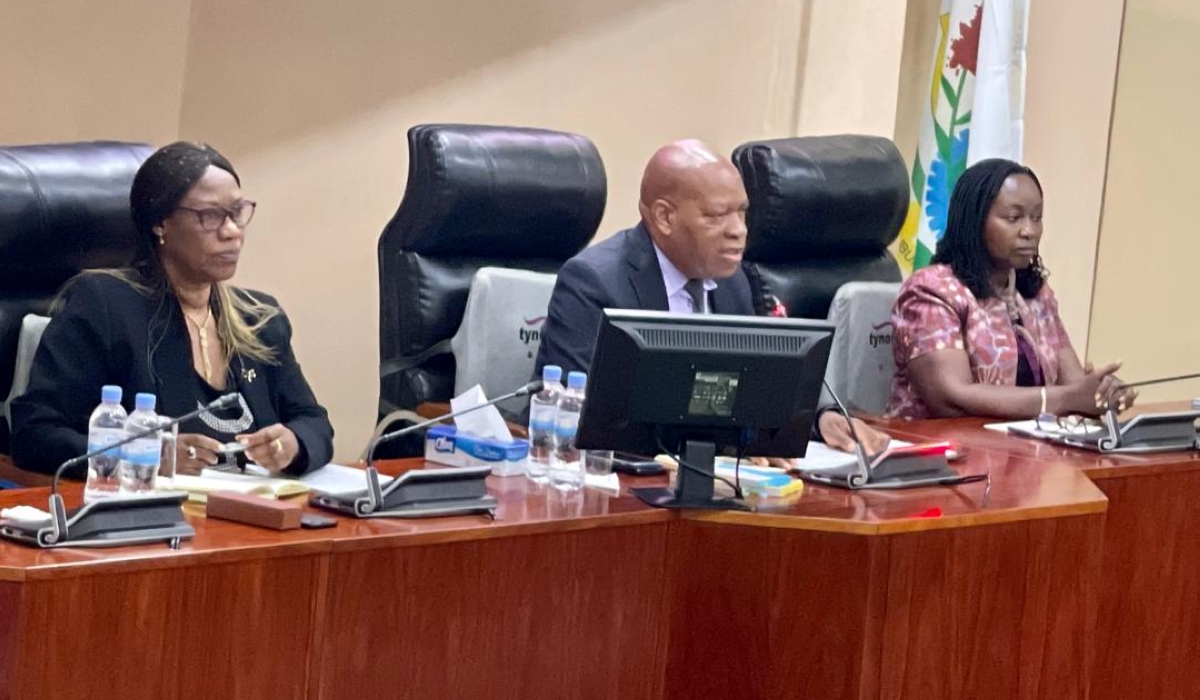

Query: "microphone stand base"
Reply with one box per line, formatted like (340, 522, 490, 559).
(0, 493, 194, 548)
(800, 450, 958, 490)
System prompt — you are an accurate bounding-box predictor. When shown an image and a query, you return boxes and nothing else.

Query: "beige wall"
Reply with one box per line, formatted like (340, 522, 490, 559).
(1023, 0, 1126, 353)
(2, 0, 1143, 456)
(1090, 0, 1200, 401)
(0, 0, 193, 144)
(794, 0, 909, 137)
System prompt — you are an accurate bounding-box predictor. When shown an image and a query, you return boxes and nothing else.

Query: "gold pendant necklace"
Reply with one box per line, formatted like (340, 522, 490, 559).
(184, 306, 214, 382)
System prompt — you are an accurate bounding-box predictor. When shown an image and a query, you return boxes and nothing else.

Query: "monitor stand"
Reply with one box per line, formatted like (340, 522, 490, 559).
(631, 440, 752, 511)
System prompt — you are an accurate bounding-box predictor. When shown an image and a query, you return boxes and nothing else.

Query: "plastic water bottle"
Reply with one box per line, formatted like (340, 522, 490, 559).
(119, 393, 162, 494)
(527, 365, 563, 483)
(549, 371, 587, 492)
(83, 385, 128, 502)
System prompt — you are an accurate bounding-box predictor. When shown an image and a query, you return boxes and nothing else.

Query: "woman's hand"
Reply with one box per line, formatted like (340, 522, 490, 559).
(175, 433, 224, 475)
(1092, 363, 1138, 413)
(1054, 361, 1127, 416)
(818, 412, 891, 454)
(236, 424, 300, 473)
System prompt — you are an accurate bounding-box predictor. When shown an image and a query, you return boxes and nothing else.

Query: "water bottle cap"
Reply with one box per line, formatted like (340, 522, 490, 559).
(134, 393, 157, 411)
(101, 385, 122, 403)
(566, 371, 586, 389)
(542, 364, 563, 382)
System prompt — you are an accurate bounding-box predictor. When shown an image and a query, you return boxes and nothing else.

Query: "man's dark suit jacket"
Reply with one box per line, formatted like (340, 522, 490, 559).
(535, 222, 755, 376)
(10, 273, 334, 477)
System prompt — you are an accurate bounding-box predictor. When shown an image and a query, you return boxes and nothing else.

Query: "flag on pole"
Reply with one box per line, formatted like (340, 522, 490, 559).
(896, 0, 1030, 274)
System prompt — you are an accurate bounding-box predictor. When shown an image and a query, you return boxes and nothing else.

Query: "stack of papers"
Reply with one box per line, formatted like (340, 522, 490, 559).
(983, 419, 1103, 440)
(172, 464, 390, 503)
(172, 472, 310, 503)
(790, 439, 912, 472)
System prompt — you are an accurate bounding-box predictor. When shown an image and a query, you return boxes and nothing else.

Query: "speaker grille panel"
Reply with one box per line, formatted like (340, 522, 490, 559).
(635, 326, 807, 354)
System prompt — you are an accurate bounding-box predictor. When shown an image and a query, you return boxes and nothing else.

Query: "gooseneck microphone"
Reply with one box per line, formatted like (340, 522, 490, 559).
(820, 379, 873, 488)
(1116, 372, 1200, 390)
(1, 393, 242, 548)
(333, 379, 544, 519)
(51, 393, 240, 495)
(1090, 371, 1200, 452)
(803, 381, 965, 490)
(363, 380, 543, 468)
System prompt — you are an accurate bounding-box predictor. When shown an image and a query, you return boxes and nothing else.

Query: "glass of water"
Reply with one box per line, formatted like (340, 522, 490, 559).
(157, 422, 179, 490)
(585, 450, 614, 476)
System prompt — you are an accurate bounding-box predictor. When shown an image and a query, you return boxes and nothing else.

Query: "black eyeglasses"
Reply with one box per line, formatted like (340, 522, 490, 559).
(176, 200, 257, 231)
(1035, 413, 1103, 437)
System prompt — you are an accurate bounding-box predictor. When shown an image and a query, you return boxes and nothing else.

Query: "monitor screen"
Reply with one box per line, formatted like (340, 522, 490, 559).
(575, 309, 834, 458)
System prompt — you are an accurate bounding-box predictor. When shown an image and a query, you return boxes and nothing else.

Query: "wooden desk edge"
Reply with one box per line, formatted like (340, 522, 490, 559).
(326, 509, 673, 553)
(683, 497, 1108, 535)
(0, 536, 334, 582)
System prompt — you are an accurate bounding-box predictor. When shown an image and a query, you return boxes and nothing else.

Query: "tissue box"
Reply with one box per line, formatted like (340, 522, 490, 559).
(425, 425, 529, 476)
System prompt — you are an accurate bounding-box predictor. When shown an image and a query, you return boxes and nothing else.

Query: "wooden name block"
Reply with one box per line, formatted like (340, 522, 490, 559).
(206, 490, 303, 530)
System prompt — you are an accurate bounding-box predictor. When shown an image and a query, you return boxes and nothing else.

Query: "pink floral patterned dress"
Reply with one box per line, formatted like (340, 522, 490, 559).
(885, 264, 1075, 419)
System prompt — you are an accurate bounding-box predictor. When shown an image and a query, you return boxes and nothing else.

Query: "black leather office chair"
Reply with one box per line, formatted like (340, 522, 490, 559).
(376, 124, 606, 454)
(734, 135, 907, 318)
(0, 141, 151, 453)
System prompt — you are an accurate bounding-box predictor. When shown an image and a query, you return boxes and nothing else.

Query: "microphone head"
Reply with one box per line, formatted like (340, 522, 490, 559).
(211, 393, 239, 410)
(522, 379, 544, 395)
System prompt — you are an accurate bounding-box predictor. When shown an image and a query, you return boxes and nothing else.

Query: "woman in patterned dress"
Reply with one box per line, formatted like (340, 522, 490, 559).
(886, 158, 1136, 420)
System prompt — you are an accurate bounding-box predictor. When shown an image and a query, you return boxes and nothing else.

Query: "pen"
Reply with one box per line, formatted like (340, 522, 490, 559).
(939, 473, 988, 486)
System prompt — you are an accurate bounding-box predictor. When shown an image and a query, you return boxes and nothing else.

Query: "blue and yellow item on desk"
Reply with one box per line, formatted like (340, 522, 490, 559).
(713, 458, 804, 498)
(425, 425, 530, 474)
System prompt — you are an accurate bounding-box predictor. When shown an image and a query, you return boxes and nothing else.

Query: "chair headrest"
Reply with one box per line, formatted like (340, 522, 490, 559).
(734, 135, 908, 261)
(382, 124, 607, 259)
(0, 141, 153, 291)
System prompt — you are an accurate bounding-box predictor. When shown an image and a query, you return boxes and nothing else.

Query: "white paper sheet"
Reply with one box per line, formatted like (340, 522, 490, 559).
(298, 463, 393, 495)
(792, 439, 912, 472)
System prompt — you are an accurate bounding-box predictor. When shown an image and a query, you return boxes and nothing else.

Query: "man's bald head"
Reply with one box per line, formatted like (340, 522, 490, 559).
(639, 139, 723, 206)
(637, 139, 748, 280)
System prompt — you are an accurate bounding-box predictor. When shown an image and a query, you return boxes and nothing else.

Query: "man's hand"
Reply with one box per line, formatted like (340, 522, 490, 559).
(818, 411, 890, 454)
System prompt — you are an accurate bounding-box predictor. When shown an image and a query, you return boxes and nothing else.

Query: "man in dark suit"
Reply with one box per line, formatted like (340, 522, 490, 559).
(536, 139, 888, 452)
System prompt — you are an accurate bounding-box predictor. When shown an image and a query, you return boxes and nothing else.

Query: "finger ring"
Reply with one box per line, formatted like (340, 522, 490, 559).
(272, 438, 284, 453)
(186, 446, 197, 460)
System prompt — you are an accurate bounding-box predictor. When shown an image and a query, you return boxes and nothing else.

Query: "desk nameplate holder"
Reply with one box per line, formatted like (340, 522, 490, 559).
(309, 465, 497, 519)
(0, 492, 194, 548)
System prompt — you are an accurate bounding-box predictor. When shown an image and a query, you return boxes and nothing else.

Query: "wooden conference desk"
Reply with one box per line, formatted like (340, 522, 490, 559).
(873, 404, 1200, 700)
(0, 424, 1153, 700)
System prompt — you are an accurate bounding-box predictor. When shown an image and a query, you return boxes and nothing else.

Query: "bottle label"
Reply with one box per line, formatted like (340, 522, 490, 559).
(123, 438, 161, 466)
(556, 413, 580, 440)
(530, 404, 556, 432)
(87, 427, 125, 457)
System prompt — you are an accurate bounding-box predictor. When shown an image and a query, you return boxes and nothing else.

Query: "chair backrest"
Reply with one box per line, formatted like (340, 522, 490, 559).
(734, 134, 907, 319)
(449, 267, 557, 417)
(824, 281, 901, 414)
(0, 140, 152, 451)
(2, 314, 51, 428)
(378, 124, 606, 422)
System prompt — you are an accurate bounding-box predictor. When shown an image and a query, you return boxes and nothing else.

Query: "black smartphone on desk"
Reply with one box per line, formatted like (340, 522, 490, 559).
(610, 453, 666, 476)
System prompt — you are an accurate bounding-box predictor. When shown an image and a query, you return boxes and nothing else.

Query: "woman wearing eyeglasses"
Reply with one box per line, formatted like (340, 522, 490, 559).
(11, 142, 333, 477)
(886, 158, 1136, 420)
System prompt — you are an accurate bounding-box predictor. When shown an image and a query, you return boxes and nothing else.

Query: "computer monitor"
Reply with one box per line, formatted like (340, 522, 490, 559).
(575, 309, 834, 509)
